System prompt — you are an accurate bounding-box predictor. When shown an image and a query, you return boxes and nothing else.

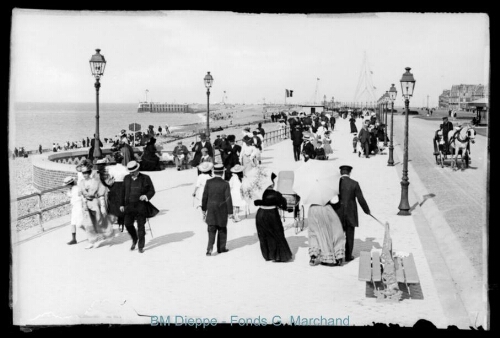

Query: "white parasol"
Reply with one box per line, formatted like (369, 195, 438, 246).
(240, 166, 274, 204)
(293, 160, 340, 206)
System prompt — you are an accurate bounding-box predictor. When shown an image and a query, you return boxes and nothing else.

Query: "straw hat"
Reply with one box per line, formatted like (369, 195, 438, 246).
(230, 164, 244, 173)
(63, 176, 75, 185)
(198, 162, 214, 173)
(96, 158, 108, 164)
(127, 160, 140, 172)
(213, 163, 225, 172)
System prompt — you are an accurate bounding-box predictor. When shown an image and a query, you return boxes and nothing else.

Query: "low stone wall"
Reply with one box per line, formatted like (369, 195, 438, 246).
(32, 147, 140, 190)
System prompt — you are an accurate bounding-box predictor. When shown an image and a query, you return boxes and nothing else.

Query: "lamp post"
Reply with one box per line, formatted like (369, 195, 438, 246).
(398, 67, 416, 216)
(89, 49, 106, 162)
(384, 91, 389, 147)
(204, 71, 213, 140)
(387, 84, 397, 166)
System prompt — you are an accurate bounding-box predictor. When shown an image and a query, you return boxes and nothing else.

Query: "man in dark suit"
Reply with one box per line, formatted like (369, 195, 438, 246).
(336, 165, 371, 261)
(330, 115, 336, 131)
(441, 116, 454, 154)
(357, 120, 371, 158)
(291, 126, 303, 161)
(120, 161, 156, 253)
(301, 134, 316, 162)
(202, 163, 233, 255)
(222, 135, 241, 180)
(191, 134, 214, 169)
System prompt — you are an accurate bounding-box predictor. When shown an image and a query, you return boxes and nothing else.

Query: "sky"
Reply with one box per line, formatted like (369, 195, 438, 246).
(10, 10, 489, 107)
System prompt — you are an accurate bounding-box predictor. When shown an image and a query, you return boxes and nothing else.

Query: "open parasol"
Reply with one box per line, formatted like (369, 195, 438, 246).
(293, 160, 340, 206)
(240, 166, 274, 204)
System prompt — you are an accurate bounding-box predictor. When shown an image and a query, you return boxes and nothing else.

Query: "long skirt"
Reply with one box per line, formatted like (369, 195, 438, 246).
(350, 122, 358, 133)
(108, 182, 125, 225)
(307, 205, 345, 264)
(255, 208, 293, 262)
(81, 199, 115, 244)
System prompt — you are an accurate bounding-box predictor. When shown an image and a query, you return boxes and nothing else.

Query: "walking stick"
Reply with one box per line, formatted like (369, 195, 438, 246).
(147, 218, 154, 238)
(368, 213, 386, 227)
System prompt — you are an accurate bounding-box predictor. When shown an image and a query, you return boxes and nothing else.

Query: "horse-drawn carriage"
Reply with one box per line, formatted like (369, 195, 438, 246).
(433, 124, 476, 170)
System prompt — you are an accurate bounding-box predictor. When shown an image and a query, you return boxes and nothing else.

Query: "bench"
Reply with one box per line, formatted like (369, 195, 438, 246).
(358, 251, 422, 301)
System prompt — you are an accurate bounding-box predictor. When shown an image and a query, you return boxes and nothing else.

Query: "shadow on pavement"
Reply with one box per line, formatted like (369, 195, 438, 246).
(286, 235, 308, 256)
(226, 234, 259, 250)
(145, 231, 195, 251)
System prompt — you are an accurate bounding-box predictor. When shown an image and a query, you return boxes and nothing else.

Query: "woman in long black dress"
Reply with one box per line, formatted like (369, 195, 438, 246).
(254, 176, 293, 262)
(140, 137, 161, 171)
(349, 115, 358, 133)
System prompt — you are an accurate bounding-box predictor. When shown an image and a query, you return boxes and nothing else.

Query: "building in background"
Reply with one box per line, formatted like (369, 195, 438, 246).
(448, 84, 487, 111)
(438, 89, 450, 109)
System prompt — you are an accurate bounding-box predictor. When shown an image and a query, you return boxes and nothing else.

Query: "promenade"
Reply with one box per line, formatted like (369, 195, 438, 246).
(11, 117, 482, 329)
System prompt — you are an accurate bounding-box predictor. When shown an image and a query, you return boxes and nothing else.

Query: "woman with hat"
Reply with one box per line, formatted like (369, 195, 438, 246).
(229, 164, 246, 222)
(240, 136, 258, 176)
(107, 152, 130, 231)
(78, 162, 115, 249)
(140, 137, 161, 171)
(63, 176, 83, 245)
(322, 130, 333, 158)
(192, 162, 214, 210)
(349, 114, 358, 134)
(253, 173, 293, 262)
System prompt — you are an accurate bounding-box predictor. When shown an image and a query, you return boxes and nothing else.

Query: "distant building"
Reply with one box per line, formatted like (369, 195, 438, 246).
(438, 89, 450, 109)
(448, 84, 487, 111)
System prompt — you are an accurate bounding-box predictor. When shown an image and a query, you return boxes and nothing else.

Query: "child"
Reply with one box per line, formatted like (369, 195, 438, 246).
(63, 176, 83, 245)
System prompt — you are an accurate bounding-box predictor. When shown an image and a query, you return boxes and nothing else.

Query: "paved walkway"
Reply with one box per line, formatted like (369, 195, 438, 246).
(11, 117, 477, 329)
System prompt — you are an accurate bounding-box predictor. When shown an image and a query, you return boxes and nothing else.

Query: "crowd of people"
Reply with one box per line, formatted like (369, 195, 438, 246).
(63, 114, 377, 268)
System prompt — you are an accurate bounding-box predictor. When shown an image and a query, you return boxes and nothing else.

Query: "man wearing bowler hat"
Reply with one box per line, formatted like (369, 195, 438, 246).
(120, 161, 156, 253)
(202, 163, 233, 256)
(336, 164, 371, 262)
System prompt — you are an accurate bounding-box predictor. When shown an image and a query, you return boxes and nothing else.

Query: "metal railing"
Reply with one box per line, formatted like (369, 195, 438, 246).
(12, 185, 70, 232)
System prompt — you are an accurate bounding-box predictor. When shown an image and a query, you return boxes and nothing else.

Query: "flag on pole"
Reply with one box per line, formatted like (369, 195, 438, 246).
(286, 89, 290, 97)
(290, 90, 293, 97)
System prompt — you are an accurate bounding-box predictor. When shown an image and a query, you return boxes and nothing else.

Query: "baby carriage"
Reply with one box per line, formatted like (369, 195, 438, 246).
(276, 171, 305, 234)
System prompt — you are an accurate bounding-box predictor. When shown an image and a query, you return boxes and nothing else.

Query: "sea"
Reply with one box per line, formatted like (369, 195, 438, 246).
(10, 102, 207, 151)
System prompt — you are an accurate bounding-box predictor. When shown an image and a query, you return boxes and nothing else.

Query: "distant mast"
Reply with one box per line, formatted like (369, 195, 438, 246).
(145, 89, 149, 103)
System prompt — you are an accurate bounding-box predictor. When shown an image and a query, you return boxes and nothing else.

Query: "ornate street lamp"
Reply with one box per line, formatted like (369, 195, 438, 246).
(387, 83, 397, 166)
(89, 49, 106, 161)
(398, 67, 416, 216)
(384, 91, 389, 147)
(204, 71, 213, 140)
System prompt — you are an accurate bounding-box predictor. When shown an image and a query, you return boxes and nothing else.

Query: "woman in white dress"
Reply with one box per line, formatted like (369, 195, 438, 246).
(229, 164, 246, 222)
(63, 176, 83, 245)
(78, 162, 115, 249)
(192, 162, 214, 212)
(239, 136, 258, 176)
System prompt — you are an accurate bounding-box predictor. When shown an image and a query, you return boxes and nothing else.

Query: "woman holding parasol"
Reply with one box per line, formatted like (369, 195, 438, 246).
(293, 160, 345, 266)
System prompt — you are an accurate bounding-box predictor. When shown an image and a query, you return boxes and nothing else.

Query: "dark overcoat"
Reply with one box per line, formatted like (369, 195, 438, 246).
(121, 173, 156, 207)
(202, 176, 233, 227)
(191, 141, 214, 167)
(337, 176, 370, 228)
(223, 144, 242, 168)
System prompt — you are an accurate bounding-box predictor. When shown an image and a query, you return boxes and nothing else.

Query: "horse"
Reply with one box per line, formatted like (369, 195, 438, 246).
(448, 124, 476, 170)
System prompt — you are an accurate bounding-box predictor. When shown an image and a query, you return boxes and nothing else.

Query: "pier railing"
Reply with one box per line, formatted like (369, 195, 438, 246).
(12, 185, 70, 232)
